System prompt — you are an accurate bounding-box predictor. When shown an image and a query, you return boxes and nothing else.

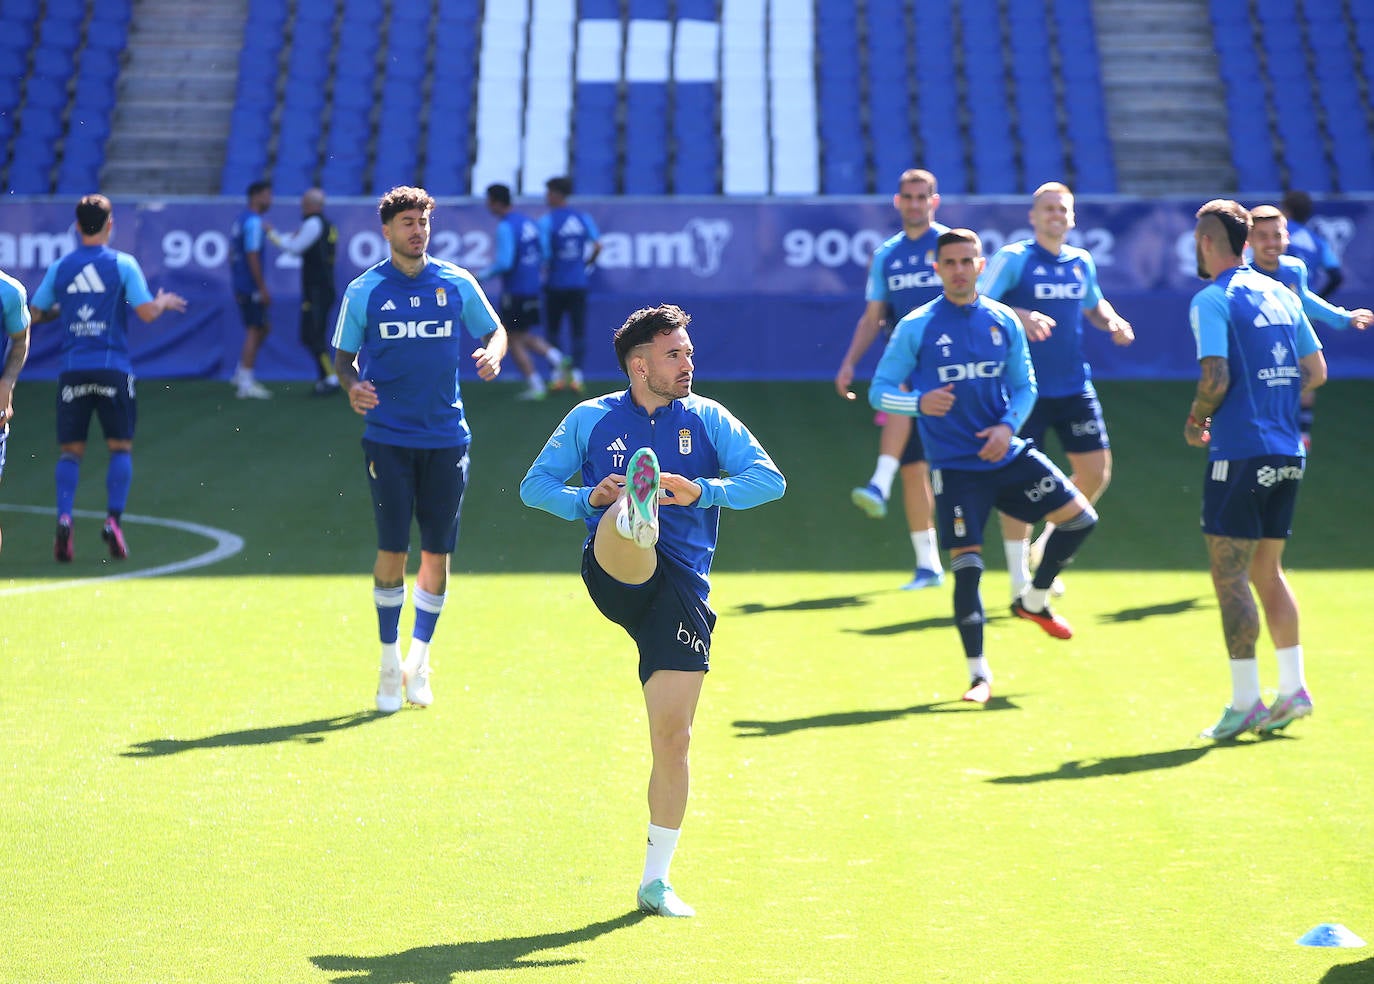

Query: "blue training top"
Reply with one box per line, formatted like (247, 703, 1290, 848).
(538, 207, 601, 290)
(1190, 264, 1321, 461)
(1254, 254, 1356, 332)
(1, 268, 30, 339)
(978, 238, 1105, 399)
(869, 293, 1037, 472)
(865, 223, 950, 321)
(520, 390, 786, 596)
(484, 212, 543, 296)
(332, 256, 501, 449)
(1284, 220, 1338, 293)
(229, 210, 266, 296)
(31, 244, 154, 374)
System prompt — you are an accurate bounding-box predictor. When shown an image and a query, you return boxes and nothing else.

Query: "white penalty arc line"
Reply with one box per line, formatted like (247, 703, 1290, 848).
(0, 504, 244, 596)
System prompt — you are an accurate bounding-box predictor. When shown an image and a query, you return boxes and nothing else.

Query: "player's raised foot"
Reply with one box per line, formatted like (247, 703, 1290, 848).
(101, 516, 128, 559)
(617, 447, 660, 548)
(1259, 689, 1312, 734)
(637, 879, 695, 918)
(901, 567, 944, 591)
(376, 653, 404, 714)
(962, 677, 991, 705)
(54, 515, 74, 563)
(850, 483, 887, 519)
(236, 379, 272, 400)
(1202, 699, 1268, 741)
(403, 652, 433, 708)
(515, 384, 546, 401)
(549, 356, 574, 391)
(570, 368, 585, 393)
(1011, 596, 1074, 639)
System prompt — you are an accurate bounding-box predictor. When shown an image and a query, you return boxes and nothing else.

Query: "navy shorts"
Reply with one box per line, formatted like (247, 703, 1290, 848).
(932, 447, 1078, 550)
(1202, 455, 1304, 539)
(500, 293, 541, 333)
(235, 292, 269, 331)
(57, 369, 137, 444)
(362, 439, 469, 555)
(899, 418, 927, 466)
(1022, 391, 1110, 455)
(581, 539, 717, 686)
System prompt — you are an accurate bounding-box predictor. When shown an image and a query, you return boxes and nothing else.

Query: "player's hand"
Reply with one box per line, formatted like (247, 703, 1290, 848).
(472, 346, 503, 380)
(834, 362, 856, 400)
(347, 379, 378, 416)
(588, 474, 626, 509)
(975, 423, 1013, 461)
(918, 383, 956, 416)
(1022, 310, 1055, 342)
(0, 380, 13, 423)
(1184, 414, 1211, 447)
(1108, 317, 1135, 345)
(156, 289, 188, 313)
(1350, 308, 1372, 331)
(659, 472, 702, 506)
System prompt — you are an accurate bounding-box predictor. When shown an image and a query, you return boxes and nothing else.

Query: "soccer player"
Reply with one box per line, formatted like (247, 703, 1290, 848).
(520, 303, 785, 917)
(482, 183, 565, 400)
(978, 181, 1133, 599)
(28, 194, 188, 561)
(869, 229, 1097, 704)
(0, 266, 32, 554)
(1185, 199, 1326, 740)
(333, 186, 508, 713)
(836, 168, 950, 590)
(538, 175, 601, 392)
(1253, 200, 1369, 449)
(1280, 190, 1342, 298)
(229, 180, 274, 399)
(267, 187, 342, 395)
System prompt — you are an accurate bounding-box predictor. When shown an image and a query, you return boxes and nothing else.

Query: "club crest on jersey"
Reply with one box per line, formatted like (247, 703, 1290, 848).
(435, 287, 447, 307)
(678, 428, 692, 455)
(990, 325, 1002, 346)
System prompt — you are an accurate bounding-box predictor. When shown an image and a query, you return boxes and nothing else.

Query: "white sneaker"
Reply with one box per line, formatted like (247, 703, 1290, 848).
(376, 653, 403, 713)
(403, 651, 433, 707)
(616, 447, 660, 548)
(236, 379, 272, 399)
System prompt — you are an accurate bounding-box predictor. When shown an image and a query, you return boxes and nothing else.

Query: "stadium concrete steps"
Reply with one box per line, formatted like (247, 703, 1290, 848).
(1091, 0, 1236, 195)
(101, 0, 246, 196)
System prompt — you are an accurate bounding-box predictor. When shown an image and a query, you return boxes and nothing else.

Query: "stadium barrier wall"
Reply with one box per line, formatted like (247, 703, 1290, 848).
(2, 197, 1371, 382)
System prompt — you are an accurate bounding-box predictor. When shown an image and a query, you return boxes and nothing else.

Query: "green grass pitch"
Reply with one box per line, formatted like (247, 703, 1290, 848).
(1, 378, 1370, 983)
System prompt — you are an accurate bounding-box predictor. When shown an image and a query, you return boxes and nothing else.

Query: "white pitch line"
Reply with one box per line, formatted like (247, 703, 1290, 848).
(0, 504, 244, 596)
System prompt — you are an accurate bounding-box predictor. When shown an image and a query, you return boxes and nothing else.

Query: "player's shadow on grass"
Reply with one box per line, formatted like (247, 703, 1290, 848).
(309, 911, 648, 983)
(120, 711, 385, 758)
(987, 736, 1291, 784)
(1321, 956, 1374, 982)
(1097, 597, 1207, 623)
(732, 593, 876, 615)
(848, 612, 1012, 635)
(734, 696, 1020, 737)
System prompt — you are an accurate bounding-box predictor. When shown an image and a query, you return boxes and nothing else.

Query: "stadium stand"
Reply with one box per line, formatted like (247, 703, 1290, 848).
(4, 0, 1374, 198)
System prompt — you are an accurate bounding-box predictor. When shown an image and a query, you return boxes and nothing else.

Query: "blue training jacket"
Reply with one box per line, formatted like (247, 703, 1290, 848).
(520, 390, 785, 596)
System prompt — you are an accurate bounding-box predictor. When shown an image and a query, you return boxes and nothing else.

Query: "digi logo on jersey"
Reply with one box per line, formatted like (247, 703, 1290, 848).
(1034, 281, 1087, 300)
(378, 320, 453, 339)
(888, 268, 940, 291)
(937, 361, 1004, 383)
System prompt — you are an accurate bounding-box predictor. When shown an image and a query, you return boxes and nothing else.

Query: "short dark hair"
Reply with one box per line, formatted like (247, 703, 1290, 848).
(613, 304, 692, 375)
(1250, 204, 1285, 225)
(546, 176, 573, 198)
(1281, 189, 1313, 223)
(1196, 199, 1251, 256)
(485, 183, 512, 206)
(898, 168, 937, 195)
(246, 180, 271, 199)
(936, 228, 982, 257)
(378, 185, 436, 225)
(75, 194, 111, 235)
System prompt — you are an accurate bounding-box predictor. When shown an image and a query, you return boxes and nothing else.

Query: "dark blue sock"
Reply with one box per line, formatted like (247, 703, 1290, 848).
(55, 453, 81, 518)
(1033, 507, 1098, 589)
(412, 588, 446, 643)
(373, 585, 404, 645)
(106, 450, 132, 519)
(951, 552, 985, 661)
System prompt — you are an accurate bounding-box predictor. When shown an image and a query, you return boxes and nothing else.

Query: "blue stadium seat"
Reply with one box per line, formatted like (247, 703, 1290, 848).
(8, 144, 56, 194)
(32, 45, 76, 80)
(79, 46, 122, 82)
(0, 76, 21, 114)
(1, 0, 39, 25)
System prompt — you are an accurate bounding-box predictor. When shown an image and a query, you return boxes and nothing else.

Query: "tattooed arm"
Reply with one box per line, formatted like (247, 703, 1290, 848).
(1184, 356, 1229, 447)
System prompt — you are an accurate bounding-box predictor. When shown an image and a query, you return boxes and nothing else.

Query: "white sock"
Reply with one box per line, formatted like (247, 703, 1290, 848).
(1229, 657, 1262, 709)
(406, 638, 430, 670)
(526, 372, 544, 389)
(1004, 538, 1031, 591)
(380, 640, 401, 671)
(1275, 645, 1306, 695)
(325, 373, 338, 385)
(235, 365, 255, 385)
(966, 656, 991, 684)
(912, 528, 942, 573)
(869, 454, 899, 497)
(1020, 586, 1050, 613)
(1031, 523, 1055, 565)
(547, 346, 564, 364)
(641, 823, 680, 887)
